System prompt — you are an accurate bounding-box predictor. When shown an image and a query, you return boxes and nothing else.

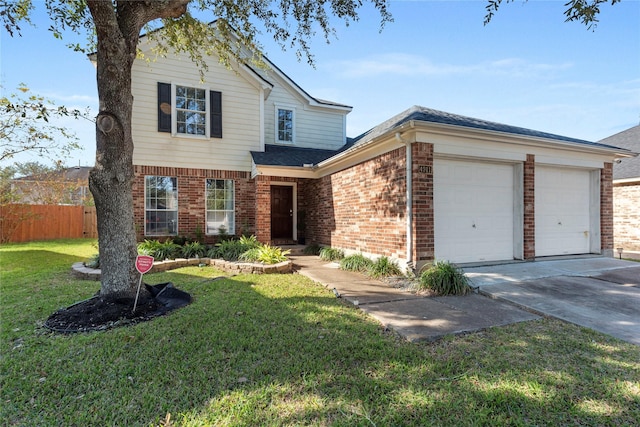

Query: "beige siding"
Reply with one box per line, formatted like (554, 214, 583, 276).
(131, 50, 262, 172)
(131, 42, 349, 172)
(259, 70, 347, 150)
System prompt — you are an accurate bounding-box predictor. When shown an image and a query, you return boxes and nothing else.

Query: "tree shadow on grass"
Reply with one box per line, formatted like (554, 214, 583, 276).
(3, 266, 639, 426)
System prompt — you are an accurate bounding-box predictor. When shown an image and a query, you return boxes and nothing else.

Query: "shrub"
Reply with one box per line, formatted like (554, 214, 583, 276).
(419, 261, 471, 296)
(137, 239, 181, 260)
(155, 239, 182, 260)
(217, 225, 231, 242)
(181, 241, 206, 258)
(369, 256, 403, 278)
(319, 247, 344, 262)
(239, 245, 291, 264)
(208, 235, 261, 261)
(85, 253, 100, 269)
(340, 253, 374, 272)
(303, 244, 321, 255)
(137, 239, 162, 257)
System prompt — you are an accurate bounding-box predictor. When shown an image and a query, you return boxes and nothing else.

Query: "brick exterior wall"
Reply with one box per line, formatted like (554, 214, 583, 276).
(411, 143, 434, 265)
(600, 163, 614, 254)
(132, 165, 255, 243)
(305, 147, 410, 261)
(613, 182, 640, 251)
(254, 175, 302, 244)
(523, 154, 535, 260)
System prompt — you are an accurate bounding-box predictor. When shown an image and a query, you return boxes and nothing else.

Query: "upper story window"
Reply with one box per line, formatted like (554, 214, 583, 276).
(276, 107, 295, 143)
(176, 86, 206, 136)
(158, 82, 222, 138)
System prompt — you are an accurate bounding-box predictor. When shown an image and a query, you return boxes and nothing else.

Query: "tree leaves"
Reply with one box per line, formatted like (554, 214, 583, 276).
(0, 84, 93, 162)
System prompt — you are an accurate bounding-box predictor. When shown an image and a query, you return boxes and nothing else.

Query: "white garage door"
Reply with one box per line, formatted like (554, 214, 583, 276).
(535, 166, 591, 257)
(434, 159, 515, 263)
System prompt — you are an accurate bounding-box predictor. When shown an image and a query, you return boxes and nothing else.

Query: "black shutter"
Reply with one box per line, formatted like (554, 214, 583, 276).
(210, 90, 222, 138)
(157, 82, 171, 133)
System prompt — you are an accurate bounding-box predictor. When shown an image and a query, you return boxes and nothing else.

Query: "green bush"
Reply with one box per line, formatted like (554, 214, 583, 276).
(181, 241, 206, 258)
(208, 235, 261, 261)
(137, 239, 181, 260)
(156, 239, 182, 260)
(419, 261, 471, 296)
(303, 244, 321, 255)
(137, 239, 162, 257)
(340, 253, 374, 272)
(369, 256, 403, 278)
(85, 253, 100, 269)
(239, 245, 291, 264)
(319, 247, 344, 262)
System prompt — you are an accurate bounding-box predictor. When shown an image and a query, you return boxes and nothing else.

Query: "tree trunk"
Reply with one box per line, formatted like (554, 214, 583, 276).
(88, 6, 139, 301)
(86, 1, 190, 302)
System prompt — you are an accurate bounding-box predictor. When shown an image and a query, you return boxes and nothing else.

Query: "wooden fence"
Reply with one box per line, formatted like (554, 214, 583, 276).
(0, 204, 98, 243)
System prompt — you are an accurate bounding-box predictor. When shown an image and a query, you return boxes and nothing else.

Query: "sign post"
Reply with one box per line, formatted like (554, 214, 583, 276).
(133, 255, 154, 313)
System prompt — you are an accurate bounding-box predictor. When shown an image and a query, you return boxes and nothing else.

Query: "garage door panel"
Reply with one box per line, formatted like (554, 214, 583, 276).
(434, 159, 515, 263)
(535, 166, 591, 257)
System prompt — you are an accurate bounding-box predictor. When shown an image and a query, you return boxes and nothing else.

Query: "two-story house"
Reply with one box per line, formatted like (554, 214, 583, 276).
(123, 30, 634, 271)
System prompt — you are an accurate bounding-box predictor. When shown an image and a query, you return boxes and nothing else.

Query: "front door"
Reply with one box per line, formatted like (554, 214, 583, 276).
(271, 185, 293, 239)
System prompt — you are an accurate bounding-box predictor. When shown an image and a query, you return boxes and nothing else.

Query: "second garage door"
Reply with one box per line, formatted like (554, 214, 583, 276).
(434, 159, 515, 264)
(535, 166, 593, 257)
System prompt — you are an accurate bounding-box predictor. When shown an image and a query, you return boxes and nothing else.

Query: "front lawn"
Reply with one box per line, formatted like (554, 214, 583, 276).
(1, 239, 639, 426)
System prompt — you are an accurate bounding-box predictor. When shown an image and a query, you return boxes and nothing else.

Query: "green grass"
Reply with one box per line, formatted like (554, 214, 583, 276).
(2, 239, 639, 426)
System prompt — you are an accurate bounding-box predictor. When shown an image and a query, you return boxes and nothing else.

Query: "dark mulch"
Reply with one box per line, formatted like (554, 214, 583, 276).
(44, 282, 191, 333)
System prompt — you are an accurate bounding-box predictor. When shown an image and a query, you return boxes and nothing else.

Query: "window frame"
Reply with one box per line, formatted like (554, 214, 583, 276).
(275, 105, 296, 144)
(144, 175, 179, 236)
(172, 83, 210, 138)
(205, 178, 235, 236)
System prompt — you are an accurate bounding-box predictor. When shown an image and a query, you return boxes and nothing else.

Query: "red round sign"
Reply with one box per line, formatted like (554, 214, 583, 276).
(135, 255, 154, 274)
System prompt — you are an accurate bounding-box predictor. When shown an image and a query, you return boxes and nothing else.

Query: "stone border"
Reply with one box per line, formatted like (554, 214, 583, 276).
(71, 257, 292, 280)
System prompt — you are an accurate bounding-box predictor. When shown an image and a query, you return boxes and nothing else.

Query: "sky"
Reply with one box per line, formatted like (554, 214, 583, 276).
(1, 0, 639, 168)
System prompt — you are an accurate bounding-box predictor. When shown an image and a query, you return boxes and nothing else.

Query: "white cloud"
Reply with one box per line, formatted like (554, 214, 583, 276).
(330, 53, 573, 79)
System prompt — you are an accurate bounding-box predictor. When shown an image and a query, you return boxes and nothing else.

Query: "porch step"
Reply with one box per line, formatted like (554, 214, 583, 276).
(277, 244, 307, 255)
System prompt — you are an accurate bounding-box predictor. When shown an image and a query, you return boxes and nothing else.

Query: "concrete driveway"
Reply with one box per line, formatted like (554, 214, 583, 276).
(464, 258, 640, 345)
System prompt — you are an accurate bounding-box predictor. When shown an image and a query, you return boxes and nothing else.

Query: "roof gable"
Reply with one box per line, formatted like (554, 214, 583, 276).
(599, 125, 640, 180)
(352, 105, 627, 152)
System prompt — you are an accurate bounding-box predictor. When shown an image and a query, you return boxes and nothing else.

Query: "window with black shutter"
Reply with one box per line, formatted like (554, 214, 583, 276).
(157, 83, 222, 138)
(157, 82, 172, 133)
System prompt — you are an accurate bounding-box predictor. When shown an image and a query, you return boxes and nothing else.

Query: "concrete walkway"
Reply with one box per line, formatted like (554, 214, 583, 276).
(292, 255, 640, 345)
(291, 255, 539, 342)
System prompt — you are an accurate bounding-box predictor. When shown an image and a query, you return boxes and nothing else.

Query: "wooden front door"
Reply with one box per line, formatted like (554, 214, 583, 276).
(271, 185, 293, 239)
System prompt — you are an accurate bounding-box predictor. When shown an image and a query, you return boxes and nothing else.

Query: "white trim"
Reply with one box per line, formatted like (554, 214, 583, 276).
(589, 170, 601, 254)
(171, 82, 211, 139)
(613, 177, 640, 185)
(535, 155, 603, 169)
(204, 178, 236, 236)
(274, 104, 296, 144)
(259, 88, 265, 151)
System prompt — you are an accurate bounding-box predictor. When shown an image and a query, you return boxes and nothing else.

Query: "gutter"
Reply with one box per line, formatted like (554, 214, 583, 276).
(395, 130, 414, 271)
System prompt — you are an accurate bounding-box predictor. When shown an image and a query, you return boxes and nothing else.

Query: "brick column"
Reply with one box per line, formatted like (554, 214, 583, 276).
(255, 175, 271, 244)
(412, 142, 434, 268)
(523, 154, 535, 260)
(600, 163, 614, 256)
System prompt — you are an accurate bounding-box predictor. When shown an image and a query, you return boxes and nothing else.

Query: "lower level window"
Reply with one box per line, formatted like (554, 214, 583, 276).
(206, 179, 235, 235)
(145, 176, 178, 236)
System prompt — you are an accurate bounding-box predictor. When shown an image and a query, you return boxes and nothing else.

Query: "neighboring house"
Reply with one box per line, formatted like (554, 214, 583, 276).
(122, 30, 633, 270)
(599, 125, 640, 255)
(11, 166, 93, 206)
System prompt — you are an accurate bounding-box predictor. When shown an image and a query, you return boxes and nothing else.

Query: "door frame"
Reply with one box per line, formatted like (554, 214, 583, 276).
(270, 181, 297, 241)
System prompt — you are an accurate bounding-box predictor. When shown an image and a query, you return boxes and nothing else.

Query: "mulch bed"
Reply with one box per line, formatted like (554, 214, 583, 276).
(44, 282, 191, 333)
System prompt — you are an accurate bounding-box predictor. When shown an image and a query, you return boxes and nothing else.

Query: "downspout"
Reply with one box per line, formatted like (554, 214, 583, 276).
(396, 132, 414, 272)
